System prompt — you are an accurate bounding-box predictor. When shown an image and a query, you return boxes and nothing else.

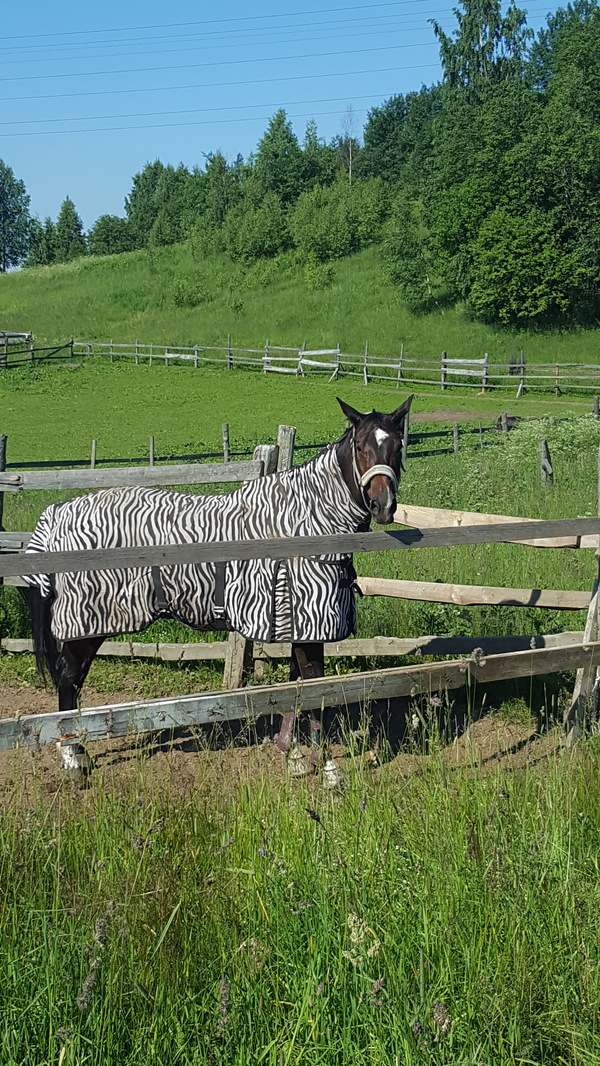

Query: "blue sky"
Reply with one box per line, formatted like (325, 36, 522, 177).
(2, 0, 554, 229)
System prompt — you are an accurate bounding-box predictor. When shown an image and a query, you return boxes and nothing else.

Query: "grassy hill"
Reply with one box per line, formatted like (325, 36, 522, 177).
(2, 242, 600, 364)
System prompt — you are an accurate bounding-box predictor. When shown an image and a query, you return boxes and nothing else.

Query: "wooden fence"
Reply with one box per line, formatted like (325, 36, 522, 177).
(3, 335, 600, 395)
(0, 512, 599, 754)
(54, 339, 600, 396)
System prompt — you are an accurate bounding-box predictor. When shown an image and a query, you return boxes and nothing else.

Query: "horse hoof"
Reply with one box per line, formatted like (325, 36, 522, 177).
(56, 740, 93, 787)
(288, 745, 312, 778)
(321, 758, 340, 789)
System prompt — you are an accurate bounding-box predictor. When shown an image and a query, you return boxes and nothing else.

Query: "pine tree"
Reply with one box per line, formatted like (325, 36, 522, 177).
(54, 197, 86, 262)
(254, 110, 304, 205)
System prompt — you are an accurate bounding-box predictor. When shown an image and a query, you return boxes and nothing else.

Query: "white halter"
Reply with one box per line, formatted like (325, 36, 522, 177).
(351, 428, 399, 510)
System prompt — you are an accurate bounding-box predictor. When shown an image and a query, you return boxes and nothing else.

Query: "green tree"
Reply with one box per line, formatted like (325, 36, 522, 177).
(87, 215, 134, 256)
(0, 160, 30, 272)
(301, 120, 338, 189)
(290, 178, 387, 262)
(383, 194, 435, 309)
(125, 160, 166, 247)
(54, 197, 87, 262)
(431, 0, 532, 103)
(25, 217, 55, 266)
(254, 110, 304, 205)
(362, 86, 443, 187)
(222, 192, 289, 262)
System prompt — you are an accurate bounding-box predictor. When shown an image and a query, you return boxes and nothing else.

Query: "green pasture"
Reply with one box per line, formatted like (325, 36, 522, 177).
(2, 242, 600, 364)
(4, 744, 600, 1065)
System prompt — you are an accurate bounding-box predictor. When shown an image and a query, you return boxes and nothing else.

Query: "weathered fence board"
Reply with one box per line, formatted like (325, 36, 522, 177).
(2, 639, 599, 752)
(2, 630, 584, 663)
(394, 502, 597, 549)
(0, 460, 263, 493)
(357, 576, 590, 610)
(2, 518, 599, 582)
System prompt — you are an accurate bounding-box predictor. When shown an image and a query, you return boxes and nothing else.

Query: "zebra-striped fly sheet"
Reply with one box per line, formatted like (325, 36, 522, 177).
(24, 444, 369, 644)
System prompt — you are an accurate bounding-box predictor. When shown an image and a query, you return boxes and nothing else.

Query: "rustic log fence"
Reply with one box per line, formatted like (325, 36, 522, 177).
(0, 512, 599, 754)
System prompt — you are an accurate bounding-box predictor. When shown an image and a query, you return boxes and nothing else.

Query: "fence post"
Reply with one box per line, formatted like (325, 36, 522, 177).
(501, 411, 509, 439)
(565, 443, 600, 746)
(555, 364, 561, 397)
(453, 422, 459, 455)
(149, 436, 155, 468)
(482, 353, 489, 394)
(109, 341, 114, 363)
(135, 340, 139, 365)
(87, 342, 92, 359)
(264, 339, 270, 374)
(149, 343, 153, 367)
(539, 439, 553, 486)
(1, 335, 8, 369)
(222, 423, 230, 464)
(441, 351, 447, 391)
(90, 440, 97, 469)
(517, 349, 525, 397)
(397, 343, 404, 388)
(479, 422, 483, 450)
(29, 336, 35, 362)
(194, 345, 199, 368)
(0, 434, 6, 530)
(227, 334, 233, 370)
(69, 336, 74, 360)
(594, 396, 599, 418)
(253, 443, 279, 476)
(363, 341, 368, 386)
(277, 425, 296, 472)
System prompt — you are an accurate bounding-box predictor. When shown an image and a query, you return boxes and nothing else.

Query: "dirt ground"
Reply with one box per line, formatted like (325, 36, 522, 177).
(0, 673, 562, 807)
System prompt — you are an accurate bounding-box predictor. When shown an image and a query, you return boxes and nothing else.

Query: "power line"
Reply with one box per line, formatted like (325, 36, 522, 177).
(0, 40, 436, 85)
(0, 20, 450, 67)
(0, 8, 455, 55)
(0, 91, 420, 128)
(0, 1, 438, 42)
(0, 103, 405, 140)
(2, 60, 441, 105)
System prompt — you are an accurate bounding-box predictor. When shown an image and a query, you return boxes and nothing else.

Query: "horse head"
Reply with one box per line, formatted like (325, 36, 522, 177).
(337, 395, 414, 524)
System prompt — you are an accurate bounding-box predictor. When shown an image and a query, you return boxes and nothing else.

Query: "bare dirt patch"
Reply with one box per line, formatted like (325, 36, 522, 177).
(412, 408, 485, 423)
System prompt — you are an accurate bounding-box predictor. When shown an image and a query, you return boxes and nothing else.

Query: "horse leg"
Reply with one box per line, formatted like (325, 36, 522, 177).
(276, 642, 325, 757)
(53, 638, 105, 785)
(55, 637, 104, 712)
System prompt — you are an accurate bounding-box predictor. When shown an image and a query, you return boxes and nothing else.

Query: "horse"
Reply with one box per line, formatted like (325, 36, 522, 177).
(25, 395, 413, 765)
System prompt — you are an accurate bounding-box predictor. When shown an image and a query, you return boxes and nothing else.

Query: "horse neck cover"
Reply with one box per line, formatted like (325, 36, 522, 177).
(24, 443, 373, 644)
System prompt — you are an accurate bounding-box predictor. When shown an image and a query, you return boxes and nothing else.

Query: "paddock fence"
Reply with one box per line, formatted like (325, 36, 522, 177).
(3, 334, 600, 395)
(1, 511, 599, 752)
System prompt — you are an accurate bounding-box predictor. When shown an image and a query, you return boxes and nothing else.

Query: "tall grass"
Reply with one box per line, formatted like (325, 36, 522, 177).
(3, 743, 600, 1065)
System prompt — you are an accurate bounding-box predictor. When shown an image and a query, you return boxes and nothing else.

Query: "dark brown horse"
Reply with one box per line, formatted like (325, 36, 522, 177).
(27, 395, 413, 759)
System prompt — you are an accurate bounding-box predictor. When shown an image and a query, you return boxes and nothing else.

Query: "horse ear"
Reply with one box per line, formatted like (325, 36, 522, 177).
(390, 394, 414, 426)
(337, 398, 363, 426)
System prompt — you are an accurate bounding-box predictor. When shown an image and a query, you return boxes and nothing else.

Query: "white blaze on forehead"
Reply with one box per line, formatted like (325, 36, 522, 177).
(374, 428, 389, 447)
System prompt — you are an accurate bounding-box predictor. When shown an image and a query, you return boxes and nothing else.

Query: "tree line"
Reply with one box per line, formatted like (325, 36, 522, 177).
(1, 0, 599, 329)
